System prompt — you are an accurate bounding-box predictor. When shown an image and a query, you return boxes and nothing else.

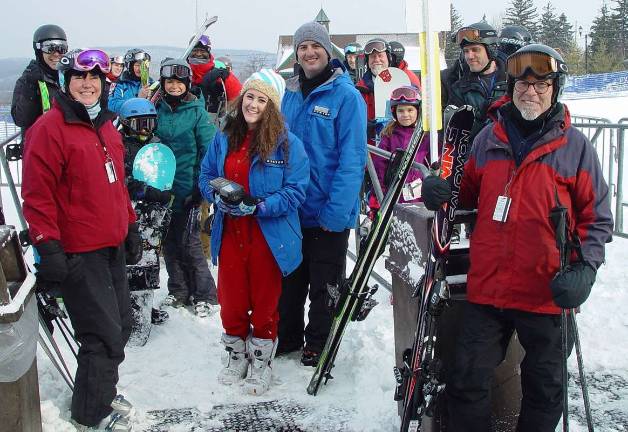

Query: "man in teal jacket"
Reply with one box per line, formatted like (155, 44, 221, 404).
(154, 58, 217, 317)
(278, 21, 367, 366)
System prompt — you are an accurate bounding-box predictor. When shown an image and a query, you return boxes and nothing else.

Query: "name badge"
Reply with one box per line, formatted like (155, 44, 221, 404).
(313, 105, 330, 117)
(402, 178, 422, 201)
(105, 160, 118, 183)
(492, 195, 511, 222)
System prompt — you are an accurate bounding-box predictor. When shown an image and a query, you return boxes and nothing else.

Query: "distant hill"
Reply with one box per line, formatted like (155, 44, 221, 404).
(0, 46, 275, 105)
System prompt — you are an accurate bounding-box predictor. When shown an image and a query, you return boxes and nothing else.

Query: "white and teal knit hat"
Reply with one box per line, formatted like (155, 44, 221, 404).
(241, 68, 286, 108)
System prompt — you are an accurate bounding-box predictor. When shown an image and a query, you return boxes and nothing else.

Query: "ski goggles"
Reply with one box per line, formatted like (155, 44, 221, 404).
(455, 28, 484, 45)
(67, 49, 111, 73)
(37, 39, 68, 54)
(110, 55, 125, 65)
(124, 116, 157, 133)
(344, 45, 359, 55)
(160, 64, 192, 80)
(127, 52, 151, 62)
(364, 40, 388, 55)
(506, 51, 564, 79)
(390, 86, 421, 103)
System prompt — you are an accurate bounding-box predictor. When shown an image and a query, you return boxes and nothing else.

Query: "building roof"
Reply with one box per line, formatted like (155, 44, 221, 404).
(315, 8, 330, 23)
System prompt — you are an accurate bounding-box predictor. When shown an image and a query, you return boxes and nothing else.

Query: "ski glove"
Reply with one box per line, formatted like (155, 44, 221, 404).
(421, 175, 452, 211)
(34, 240, 70, 284)
(125, 223, 143, 265)
(144, 186, 174, 205)
(215, 195, 258, 217)
(550, 261, 596, 309)
(183, 189, 202, 210)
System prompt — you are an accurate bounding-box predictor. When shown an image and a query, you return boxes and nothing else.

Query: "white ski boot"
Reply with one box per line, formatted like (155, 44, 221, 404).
(243, 337, 277, 396)
(111, 394, 134, 419)
(71, 413, 131, 431)
(218, 334, 249, 385)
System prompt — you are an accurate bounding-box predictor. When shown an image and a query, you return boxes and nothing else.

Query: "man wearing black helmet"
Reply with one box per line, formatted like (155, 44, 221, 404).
(422, 43, 613, 431)
(11, 24, 68, 138)
(498, 25, 533, 57)
(445, 22, 508, 141)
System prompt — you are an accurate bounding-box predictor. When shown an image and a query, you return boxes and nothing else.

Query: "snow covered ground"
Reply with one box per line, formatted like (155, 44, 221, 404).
(2, 93, 627, 431)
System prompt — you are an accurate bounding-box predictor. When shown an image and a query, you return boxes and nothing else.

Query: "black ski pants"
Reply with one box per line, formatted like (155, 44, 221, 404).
(278, 228, 349, 353)
(60, 245, 131, 427)
(163, 208, 217, 304)
(446, 302, 574, 432)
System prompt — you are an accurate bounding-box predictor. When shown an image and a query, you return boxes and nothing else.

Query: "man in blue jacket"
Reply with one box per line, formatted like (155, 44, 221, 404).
(279, 21, 367, 366)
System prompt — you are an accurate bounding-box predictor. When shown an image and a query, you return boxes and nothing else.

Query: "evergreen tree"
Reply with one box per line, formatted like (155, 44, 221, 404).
(503, 0, 540, 40)
(588, 3, 620, 72)
(589, 38, 623, 73)
(555, 13, 575, 54)
(538, 2, 560, 47)
(445, 4, 464, 67)
(611, 0, 628, 62)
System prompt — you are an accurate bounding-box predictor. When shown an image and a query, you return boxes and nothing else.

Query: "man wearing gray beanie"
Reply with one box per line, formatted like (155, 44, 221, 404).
(278, 21, 367, 367)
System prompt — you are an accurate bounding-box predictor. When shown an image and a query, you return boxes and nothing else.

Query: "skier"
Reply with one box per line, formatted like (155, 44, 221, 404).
(498, 25, 533, 57)
(105, 54, 124, 95)
(11, 24, 67, 139)
(444, 22, 508, 142)
(356, 38, 421, 135)
(187, 35, 242, 116)
(108, 48, 153, 114)
(154, 58, 218, 317)
(421, 44, 614, 431)
(370, 85, 431, 218)
(199, 69, 309, 395)
(119, 97, 174, 333)
(21, 49, 138, 432)
(343, 42, 362, 83)
(278, 21, 367, 366)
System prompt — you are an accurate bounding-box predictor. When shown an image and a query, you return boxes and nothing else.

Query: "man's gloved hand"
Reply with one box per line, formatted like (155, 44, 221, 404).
(421, 175, 452, 211)
(144, 186, 174, 205)
(201, 68, 229, 95)
(215, 196, 259, 217)
(35, 240, 69, 283)
(125, 223, 143, 265)
(550, 262, 596, 309)
(183, 189, 202, 210)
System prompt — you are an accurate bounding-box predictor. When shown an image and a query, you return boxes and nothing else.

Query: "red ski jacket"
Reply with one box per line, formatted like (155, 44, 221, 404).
(459, 101, 614, 314)
(22, 97, 136, 253)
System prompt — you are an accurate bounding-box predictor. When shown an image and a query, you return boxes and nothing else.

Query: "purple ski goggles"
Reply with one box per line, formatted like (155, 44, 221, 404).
(70, 49, 111, 73)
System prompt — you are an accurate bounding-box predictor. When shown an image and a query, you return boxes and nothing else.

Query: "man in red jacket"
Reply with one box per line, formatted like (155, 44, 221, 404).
(22, 49, 139, 432)
(422, 44, 614, 430)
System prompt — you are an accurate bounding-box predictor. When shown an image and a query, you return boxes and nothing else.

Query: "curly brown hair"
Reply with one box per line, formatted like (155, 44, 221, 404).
(222, 93, 288, 163)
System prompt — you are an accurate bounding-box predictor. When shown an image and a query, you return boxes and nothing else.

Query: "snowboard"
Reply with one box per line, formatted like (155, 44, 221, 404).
(374, 67, 411, 120)
(127, 143, 176, 347)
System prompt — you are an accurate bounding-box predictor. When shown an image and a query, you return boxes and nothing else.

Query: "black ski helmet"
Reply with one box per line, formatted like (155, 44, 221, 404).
(159, 57, 192, 91)
(124, 48, 151, 72)
(456, 22, 498, 56)
(389, 41, 405, 67)
(506, 43, 569, 105)
(344, 42, 362, 58)
(499, 25, 532, 57)
(33, 24, 67, 48)
(56, 48, 110, 94)
(364, 38, 393, 69)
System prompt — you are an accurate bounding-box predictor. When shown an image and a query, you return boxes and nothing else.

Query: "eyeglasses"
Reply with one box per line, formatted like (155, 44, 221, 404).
(507, 51, 562, 79)
(37, 39, 68, 54)
(124, 116, 157, 133)
(160, 64, 191, 80)
(456, 28, 482, 45)
(69, 49, 111, 73)
(514, 80, 552, 94)
(390, 86, 421, 103)
(110, 55, 125, 64)
(364, 40, 388, 55)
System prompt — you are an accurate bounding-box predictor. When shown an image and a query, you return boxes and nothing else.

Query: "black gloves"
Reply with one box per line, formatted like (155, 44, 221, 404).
(184, 189, 202, 210)
(35, 240, 70, 283)
(144, 186, 174, 205)
(125, 223, 143, 265)
(550, 262, 596, 309)
(421, 175, 452, 211)
(201, 68, 229, 96)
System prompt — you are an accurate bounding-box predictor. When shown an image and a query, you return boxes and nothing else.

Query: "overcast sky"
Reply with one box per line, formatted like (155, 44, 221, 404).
(1, 0, 599, 59)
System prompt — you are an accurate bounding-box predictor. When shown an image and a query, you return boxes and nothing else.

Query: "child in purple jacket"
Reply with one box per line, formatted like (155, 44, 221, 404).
(371, 85, 431, 215)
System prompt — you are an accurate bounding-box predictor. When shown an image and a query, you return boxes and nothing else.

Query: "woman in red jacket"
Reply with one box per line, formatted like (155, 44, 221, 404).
(22, 49, 138, 432)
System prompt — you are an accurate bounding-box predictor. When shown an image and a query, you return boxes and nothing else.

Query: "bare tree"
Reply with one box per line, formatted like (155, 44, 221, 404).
(239, 53, 274, 81)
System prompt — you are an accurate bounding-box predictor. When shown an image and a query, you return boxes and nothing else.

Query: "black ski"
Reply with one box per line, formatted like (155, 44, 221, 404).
(396, 105, 474, 431)
(307, 117, 428, 396)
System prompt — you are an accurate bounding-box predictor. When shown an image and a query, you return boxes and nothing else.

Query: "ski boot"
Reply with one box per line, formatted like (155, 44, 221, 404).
(300, 348, 321, 367)
(218, 334, 249, 385)
(71, 413, 131, 431)
(151, 308, 169, 325)
(111, 394, 134, 419)
(244, 337, 277, 396)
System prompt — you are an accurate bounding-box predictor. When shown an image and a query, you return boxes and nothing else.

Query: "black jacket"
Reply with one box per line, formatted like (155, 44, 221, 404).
(11, 59, 61, 135)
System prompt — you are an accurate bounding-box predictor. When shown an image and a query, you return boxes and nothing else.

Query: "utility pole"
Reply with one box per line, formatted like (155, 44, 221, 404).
(585, 33, 589, 74)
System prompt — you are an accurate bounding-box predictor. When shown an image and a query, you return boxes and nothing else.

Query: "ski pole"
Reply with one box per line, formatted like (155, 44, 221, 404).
(38, 334, 73, 391)
(570, 312, 595, 431)
(39, 313, 75, 387)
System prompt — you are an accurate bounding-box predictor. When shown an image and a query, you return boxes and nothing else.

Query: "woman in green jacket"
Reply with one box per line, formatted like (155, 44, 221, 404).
(155, 58, 217, 317)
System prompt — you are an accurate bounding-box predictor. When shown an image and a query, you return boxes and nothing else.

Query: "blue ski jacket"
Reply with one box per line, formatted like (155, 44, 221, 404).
(108, 72, 154, 114)
(199, 129, 310, 276)
(281, 67, 367, 231)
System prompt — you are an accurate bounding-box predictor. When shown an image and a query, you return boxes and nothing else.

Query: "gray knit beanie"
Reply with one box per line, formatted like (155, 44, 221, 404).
(293, 22, 332, 60)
